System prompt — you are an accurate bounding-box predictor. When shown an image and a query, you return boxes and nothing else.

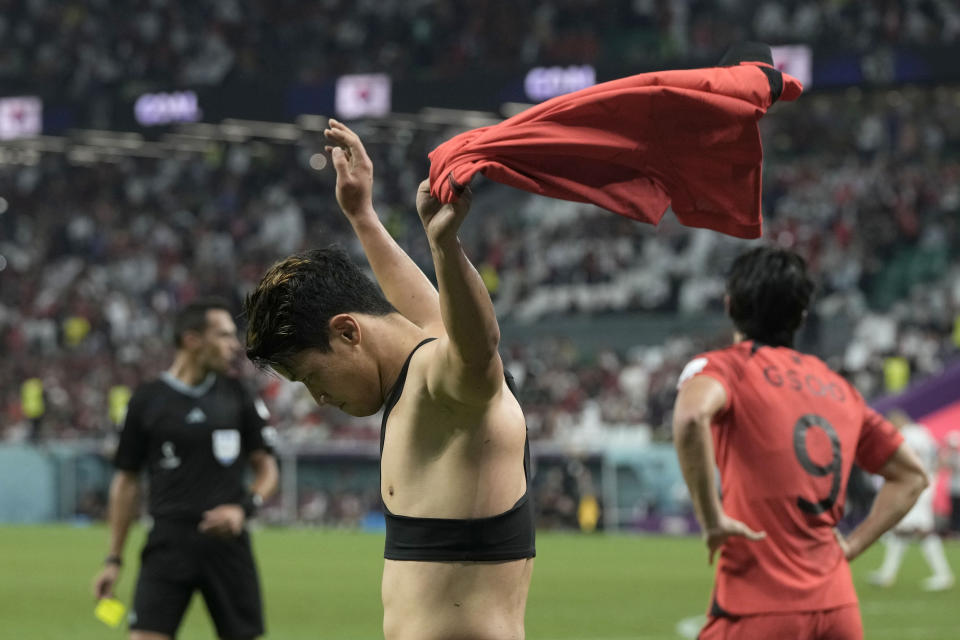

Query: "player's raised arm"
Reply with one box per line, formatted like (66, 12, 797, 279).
(325, 119, 442, 333)
(416, 178, 503, 405)
(673, 375, 765, 563)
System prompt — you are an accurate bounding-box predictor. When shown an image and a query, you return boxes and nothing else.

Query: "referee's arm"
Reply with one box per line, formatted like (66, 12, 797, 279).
(93, 470, 140, 599)
(199, 450, 279, 537)
(248, 449, 279, 507)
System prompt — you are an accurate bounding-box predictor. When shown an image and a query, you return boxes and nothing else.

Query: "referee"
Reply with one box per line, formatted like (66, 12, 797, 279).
(92, 298, 279, 640)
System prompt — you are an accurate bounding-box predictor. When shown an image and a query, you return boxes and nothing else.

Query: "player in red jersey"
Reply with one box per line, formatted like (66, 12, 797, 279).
(673, 246, 929, 640)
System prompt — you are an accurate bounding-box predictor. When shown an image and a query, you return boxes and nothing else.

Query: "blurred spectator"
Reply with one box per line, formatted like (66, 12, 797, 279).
(3, 0, 960, 100)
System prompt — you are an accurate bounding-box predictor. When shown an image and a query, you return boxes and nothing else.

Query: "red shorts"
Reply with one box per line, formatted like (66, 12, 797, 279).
(699, 605, 862, 640)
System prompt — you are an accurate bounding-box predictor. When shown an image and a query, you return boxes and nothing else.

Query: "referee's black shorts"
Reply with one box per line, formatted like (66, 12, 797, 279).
(130, 519, 264, 639)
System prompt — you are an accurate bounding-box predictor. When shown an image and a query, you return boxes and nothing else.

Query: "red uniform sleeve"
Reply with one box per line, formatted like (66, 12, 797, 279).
(677, 351, 736, 413)
(855, 406, 905, 474)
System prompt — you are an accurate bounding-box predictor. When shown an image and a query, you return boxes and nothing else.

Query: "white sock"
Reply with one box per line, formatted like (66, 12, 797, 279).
(920, 534, 954, 579)
(876, 534, 907, 580)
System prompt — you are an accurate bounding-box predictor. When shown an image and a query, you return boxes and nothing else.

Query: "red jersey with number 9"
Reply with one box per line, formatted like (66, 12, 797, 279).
(677, 340, 903, 615)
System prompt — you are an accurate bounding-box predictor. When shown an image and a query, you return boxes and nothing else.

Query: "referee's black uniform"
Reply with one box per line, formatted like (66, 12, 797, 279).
(115, 371, 273, 638)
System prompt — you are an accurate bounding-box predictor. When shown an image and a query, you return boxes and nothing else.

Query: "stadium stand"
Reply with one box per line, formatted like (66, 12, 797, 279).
(3, 0, 960, 95)
(1, 0, 958, 532)
(2, 87, 957, 445)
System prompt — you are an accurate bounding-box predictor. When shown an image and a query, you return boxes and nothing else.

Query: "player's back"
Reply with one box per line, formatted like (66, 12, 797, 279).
(687, 340, 901, 614)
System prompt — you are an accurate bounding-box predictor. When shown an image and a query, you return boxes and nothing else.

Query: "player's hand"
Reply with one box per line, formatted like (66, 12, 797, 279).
(92, 564, 120, 600)
(416, 178, 472, 247)
(324, 118, 374, 218)
(704, 512, 766, 564)
(833, 528, 855, 561)
(199, 504, 246, 538)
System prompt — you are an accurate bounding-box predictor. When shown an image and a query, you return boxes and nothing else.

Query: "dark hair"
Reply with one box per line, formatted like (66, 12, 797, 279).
(243, 246, 395, 369)
(726, 246, 815, 348)
(173, 297, 234, 347)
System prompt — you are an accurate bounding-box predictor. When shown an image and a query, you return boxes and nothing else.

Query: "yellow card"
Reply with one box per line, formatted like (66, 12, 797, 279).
(94, 597, 126, 628)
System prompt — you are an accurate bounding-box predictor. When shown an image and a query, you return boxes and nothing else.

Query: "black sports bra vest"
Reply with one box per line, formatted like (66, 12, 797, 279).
(380, 338, 536, 561)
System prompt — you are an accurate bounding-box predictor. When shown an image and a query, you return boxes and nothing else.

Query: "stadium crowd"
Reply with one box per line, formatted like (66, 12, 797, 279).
(2, 0, 960, 97)
(3, 0, 960, 537)
(1, 84, 958, 445)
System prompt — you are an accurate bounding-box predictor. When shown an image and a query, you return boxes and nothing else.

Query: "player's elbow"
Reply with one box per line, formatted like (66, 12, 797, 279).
(252, 454, 280, 498)
(673, 403, 711, 438)
(672, 408, 709, 446)
(911, 467, 930, 495)
(894, 466, 929, 511)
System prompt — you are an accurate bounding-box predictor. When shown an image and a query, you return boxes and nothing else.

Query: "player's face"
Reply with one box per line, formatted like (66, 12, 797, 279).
(200, 310, 241, 374)
(278, 342, 383, 417)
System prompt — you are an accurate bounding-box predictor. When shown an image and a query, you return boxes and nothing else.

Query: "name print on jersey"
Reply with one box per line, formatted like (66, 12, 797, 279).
(761, 363, 846, 403)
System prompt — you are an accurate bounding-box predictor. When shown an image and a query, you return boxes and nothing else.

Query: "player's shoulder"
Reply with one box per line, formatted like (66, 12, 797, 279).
(677, 344, 743, 388)
(690, 342, 752, 368)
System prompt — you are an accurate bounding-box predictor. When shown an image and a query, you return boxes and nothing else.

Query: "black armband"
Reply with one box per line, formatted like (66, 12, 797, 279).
(105, 554, 123, 567)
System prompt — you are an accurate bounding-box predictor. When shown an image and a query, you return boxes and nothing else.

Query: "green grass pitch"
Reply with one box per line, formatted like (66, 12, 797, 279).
(1, 525, 957, 639)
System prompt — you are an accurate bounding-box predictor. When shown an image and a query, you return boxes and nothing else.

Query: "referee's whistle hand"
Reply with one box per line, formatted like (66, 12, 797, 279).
(199, 504, 245, 537)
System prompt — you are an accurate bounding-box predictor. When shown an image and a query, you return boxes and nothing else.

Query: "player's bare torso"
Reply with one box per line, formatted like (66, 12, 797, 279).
(380, 343, 533, 640)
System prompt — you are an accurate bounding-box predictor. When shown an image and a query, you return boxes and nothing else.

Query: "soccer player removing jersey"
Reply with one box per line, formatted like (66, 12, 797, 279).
(92, 299, 279, 640)
(244, 120, 534, 640)
(672, 247, 928, 640)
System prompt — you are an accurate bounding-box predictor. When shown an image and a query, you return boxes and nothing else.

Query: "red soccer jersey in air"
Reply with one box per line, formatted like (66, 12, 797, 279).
(678, 341, 903, 615)
(428, 58, 803, 240)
